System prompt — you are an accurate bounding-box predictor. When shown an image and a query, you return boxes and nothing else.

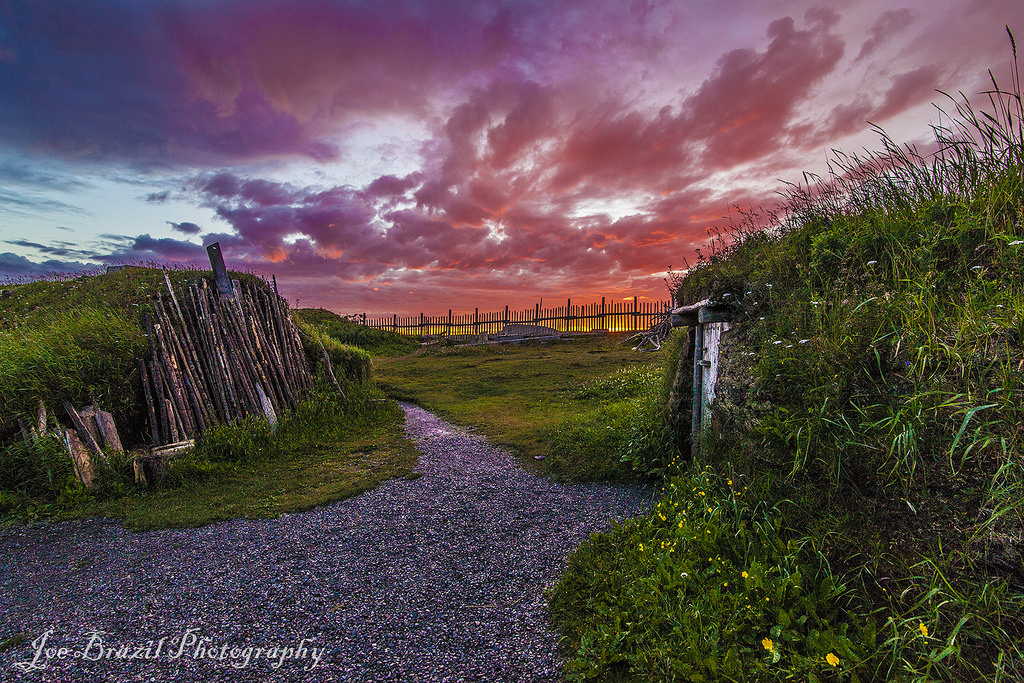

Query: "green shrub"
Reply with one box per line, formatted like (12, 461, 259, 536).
(191, 415, 276, 464)
(298, 322, 373, 384)
(295, 308, 419, 356)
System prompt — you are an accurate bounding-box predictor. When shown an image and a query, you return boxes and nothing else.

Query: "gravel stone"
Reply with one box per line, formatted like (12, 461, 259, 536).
(0, 403, 653, 682)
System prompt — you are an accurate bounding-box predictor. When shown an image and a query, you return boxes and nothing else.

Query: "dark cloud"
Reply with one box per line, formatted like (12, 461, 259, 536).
(0, 252, 94, 279)
(0, 0, 554, 168)
(167, 220, 202, 235)
(0, 188, 84, 216)
(365, 173, 423, 199)
(0, 158, 88, 192)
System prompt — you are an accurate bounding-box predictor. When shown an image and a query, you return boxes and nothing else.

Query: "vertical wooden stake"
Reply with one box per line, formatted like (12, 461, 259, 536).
(206, 242, 234, 299)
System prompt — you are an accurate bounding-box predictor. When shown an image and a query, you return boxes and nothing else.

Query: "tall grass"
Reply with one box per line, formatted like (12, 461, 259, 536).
(0, 309, 147, 434)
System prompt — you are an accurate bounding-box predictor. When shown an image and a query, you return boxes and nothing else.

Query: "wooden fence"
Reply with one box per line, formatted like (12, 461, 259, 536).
(363, 297, 669, 337)
(141, 274, 313, 447)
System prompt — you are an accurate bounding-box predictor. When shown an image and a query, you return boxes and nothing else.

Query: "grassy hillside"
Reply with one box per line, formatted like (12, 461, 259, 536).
(0, 266, 263, 443)
(549, 39, 1024, 681)
(0, 267, 419, 526)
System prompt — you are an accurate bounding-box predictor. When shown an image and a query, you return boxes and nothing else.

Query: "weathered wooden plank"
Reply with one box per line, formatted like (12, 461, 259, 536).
(255, 383, 278, 427)
(700, 321, 731, 431)
(36, 400, 47, 437)
(149, 358, 170, 444)
(140, 360, 160, 444)
(63, 401, 103, 456)
(250, 291, 295, 408)
(63, 428, 96, 488)
(76, 405, 103, 449)
(206, 242, 234, 299)
(160, 284, 218, 426)
(133, 455, 148, 487)
(198, 281, 239, 419)
(159, 298, 212, 432)
(151, 319, 195, 436)
(94, 410, 124, 453)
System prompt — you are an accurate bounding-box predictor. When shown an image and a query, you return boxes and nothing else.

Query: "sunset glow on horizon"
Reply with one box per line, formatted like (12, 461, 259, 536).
(1, 0, 1022, 316)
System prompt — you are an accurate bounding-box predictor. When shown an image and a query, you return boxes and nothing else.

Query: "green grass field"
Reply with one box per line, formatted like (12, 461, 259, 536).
(375, 333, 677, 480)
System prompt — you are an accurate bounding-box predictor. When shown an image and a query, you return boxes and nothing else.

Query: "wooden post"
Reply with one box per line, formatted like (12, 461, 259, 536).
(140, 361, 160, 444)
(206, 242, 234, 299)
(393, 314, 397, 332)
(691, 321, 704, 459)
(474, 308, 479, 336)
(36, 400, 47, 437)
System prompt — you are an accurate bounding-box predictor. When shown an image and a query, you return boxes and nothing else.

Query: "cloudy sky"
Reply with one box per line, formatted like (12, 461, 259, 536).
(1, 0, 1021, 315)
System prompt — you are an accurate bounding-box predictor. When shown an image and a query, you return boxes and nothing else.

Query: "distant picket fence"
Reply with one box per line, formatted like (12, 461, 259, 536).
(362, 297, 669, 337)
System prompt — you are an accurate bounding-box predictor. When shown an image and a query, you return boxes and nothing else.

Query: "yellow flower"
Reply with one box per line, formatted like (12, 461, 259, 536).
(742, 571, 749, 579)
(727, 479, 733, 486)
(707, 507, 713, 514)
(919, 623, 928, 637)
(639, 543, 644, 552)
(762, 638, 773, 652)
(826, 652, 840, 667)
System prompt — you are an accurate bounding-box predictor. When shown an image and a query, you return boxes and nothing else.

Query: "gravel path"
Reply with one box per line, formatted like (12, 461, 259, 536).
(0, 403, 653, 682)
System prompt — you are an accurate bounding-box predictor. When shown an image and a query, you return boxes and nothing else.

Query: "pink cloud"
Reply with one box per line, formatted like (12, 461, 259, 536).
(856, 8, 916, 62)
(872, 65, 942, 121)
